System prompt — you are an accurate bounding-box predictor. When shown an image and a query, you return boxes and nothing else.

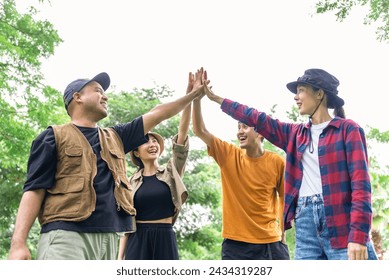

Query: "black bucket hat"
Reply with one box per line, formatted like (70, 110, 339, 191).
(286, 68, 344, 109)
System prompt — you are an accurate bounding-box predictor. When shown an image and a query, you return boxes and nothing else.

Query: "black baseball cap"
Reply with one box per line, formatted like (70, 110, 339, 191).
(63, 72, 110, 110)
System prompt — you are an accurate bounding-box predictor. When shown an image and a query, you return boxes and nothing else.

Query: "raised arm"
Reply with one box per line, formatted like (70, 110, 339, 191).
(203, 83, 224, 105)
(176, 72, 196, 144)
(192, 95, 214, 147)
(8, 189, 45, 260)
(203, 84, 294, 151)
(142, 68, 205, 135)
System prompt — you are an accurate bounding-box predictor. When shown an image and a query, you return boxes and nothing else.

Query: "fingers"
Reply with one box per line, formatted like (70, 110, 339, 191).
(347, 242, 368, 260)
(195, 68, 203, 83)
(188, 72, 194, 85)
(204, 84, 213, 93)
(188, 72, 194, 82)
(186, 72, 194, 94)
(189, 67, 211, 96)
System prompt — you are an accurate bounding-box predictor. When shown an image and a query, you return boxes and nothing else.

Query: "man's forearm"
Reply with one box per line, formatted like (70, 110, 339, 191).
(151, 92, 195, 120)
(143, 89, 201, 133)
(11, 190, 44, 244)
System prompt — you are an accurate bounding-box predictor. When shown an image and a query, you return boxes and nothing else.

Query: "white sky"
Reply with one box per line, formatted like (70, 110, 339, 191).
(19, 0, 389, 164)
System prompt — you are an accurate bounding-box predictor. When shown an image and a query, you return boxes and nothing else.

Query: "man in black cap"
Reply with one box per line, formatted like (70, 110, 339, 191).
(8, 69, 206, 260)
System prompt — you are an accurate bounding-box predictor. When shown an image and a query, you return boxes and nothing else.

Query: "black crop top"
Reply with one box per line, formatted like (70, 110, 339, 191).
(134, 175, 175, 221)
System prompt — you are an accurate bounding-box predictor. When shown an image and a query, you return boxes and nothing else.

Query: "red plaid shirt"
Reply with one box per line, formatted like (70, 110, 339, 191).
(221, 99, 372, 248)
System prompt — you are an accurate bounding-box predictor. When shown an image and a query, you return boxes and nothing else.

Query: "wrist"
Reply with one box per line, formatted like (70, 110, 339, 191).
(213, 95, 224, 105)
(10, 238, 26, 248)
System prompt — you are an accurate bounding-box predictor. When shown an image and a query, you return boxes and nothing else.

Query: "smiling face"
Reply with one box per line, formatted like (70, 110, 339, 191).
(71, 81, 108, 121)
(294, 84, 322, 116)
(236, 122, 262, 149)
(133, 134, 161, 164)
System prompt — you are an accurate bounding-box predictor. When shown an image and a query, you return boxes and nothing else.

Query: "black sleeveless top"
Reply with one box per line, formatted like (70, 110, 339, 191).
(134, 175, 175, 220)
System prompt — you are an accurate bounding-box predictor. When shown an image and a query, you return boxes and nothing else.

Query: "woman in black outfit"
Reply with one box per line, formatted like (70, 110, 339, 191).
(118, 69, 203, 259)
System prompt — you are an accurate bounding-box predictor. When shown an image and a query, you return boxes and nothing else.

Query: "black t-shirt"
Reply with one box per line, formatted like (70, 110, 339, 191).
(133, 175, 175, 220)
(24, 117, 147, 233)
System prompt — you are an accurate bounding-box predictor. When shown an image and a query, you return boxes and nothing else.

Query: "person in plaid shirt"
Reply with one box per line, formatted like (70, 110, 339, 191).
(199, 68, 377, 260)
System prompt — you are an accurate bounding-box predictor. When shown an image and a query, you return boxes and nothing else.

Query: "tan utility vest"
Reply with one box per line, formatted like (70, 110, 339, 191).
(38, 123, 135, 225)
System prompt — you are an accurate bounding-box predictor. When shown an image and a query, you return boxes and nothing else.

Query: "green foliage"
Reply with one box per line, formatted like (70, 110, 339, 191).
(370, 167, 389, 259)
(365, 126, 389, 259)
(315, 0, 389, 42)
(285, 227, 296, 260)
(177, 225, 223, 260)
(367, 127, 389, 143)
(0, 0, 64, 180)
(0, 0, 62, 96)
(286, 105, 309, 123)
(176, 154, 223, 259)
(0, 0, 64, 259)
(0, 173, 23, 258)
(184, 161, 221, 206)
(101, 84, 173, 127)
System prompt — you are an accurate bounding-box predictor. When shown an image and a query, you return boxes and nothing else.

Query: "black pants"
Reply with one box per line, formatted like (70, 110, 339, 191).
(124, 223, 179, 260)
(222, 239, 290, 260)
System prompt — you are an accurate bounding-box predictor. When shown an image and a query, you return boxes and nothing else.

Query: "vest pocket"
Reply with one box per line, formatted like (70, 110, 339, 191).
(44, 177, 85, 217)
(108, 149, 125, 172)
(62, 147, 83, 175)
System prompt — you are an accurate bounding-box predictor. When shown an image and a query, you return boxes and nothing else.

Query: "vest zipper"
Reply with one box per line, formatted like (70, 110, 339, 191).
(115, 179, 121, 211)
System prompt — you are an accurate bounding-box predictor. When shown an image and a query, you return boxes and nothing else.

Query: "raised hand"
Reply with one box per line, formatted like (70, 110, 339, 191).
(186, 72, 195, 94)
(203, 81, 223, 105)
(192, 67, 204, 92)
(192, 67, 213, 99)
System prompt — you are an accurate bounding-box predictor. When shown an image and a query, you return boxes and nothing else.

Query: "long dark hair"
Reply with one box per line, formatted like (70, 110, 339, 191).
(132, 148, 145, 169)
(316, 87, 346, 119)
(334, 105, 346, 119)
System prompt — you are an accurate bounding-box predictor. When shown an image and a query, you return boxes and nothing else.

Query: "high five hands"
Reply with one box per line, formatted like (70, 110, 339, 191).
(190, 67, 223, 104)
(188, 67, 209, 98)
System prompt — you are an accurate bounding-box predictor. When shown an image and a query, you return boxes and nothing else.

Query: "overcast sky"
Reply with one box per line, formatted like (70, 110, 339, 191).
(18, 0, 389, 163)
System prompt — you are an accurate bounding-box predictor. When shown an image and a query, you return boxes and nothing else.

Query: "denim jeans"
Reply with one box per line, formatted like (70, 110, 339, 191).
(294, 194, 377, 260)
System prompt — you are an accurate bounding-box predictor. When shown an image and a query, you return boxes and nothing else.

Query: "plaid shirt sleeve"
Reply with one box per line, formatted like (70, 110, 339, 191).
(220, 99, 293, 151)
(344, 123, 372, 244)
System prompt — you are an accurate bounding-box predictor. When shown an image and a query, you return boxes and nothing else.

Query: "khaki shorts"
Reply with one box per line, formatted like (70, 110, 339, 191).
(37, 230, 119, 260)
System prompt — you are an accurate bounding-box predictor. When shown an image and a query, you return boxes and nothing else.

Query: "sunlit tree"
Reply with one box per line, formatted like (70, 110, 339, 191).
(315, 0, 389, 42)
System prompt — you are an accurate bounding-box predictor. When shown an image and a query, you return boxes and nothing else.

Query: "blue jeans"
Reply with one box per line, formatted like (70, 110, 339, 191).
(294, 194, 377, 260)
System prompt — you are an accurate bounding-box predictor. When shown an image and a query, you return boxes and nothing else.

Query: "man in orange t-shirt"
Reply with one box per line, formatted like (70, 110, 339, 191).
(192, 97, 289, 260)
